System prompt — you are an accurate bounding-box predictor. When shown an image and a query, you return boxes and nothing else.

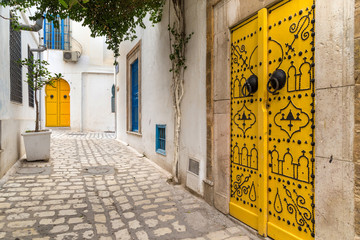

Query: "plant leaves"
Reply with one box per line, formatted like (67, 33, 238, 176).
(59, 0, 68, 8)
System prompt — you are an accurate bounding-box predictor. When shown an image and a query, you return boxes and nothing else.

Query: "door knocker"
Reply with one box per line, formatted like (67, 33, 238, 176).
(241, 75, 258, 97)
(267, 69, 286, 94)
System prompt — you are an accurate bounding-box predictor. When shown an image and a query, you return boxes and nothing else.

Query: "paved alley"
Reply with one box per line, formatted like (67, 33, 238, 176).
(0, 131, 260, 240)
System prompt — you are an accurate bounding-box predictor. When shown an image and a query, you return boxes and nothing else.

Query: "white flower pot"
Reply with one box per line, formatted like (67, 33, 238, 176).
(22, 130, 52, 161)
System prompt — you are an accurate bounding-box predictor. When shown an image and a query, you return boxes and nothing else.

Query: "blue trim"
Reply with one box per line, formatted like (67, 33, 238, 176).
(61, 19, 64, 50)
(156, 125, 166, 155)
(51, 21, 55, 49)
(43, 17, 46, 45)
(131, 59, 139, 132)
(43, 16, 70, 50)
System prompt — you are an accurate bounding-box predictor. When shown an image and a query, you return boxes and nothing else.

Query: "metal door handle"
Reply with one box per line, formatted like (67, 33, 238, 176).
(267, 69, 286, 94)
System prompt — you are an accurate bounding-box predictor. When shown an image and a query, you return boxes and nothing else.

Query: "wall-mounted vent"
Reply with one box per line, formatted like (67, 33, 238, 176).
(188, 158, 199, 176)
(186, 158, 200, 193)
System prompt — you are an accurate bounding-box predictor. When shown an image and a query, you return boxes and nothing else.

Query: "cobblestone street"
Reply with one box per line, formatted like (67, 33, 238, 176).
(0, 131, 260, 240)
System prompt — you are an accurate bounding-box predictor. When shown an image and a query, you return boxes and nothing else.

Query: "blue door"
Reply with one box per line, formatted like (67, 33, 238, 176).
(131, 59, 139, 132)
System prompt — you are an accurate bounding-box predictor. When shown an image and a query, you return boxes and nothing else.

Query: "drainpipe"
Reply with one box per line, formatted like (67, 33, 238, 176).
(18, 16, 44, 32)
(30, 45, 47, 129)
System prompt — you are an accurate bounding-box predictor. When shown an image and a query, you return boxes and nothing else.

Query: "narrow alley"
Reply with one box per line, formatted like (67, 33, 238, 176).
(0, 131, 259, 240)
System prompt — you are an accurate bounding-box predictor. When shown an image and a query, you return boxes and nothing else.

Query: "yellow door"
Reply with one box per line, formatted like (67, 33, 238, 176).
(230, 0, 315, 239)
(45, 79, 70, 127)
(230, 14, 261, 231)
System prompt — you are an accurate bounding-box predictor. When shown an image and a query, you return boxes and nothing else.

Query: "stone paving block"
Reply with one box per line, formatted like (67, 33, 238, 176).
(136, 230, 149, 240)
(111, 219, 125, 229)
(0, 203, 12, 208)
(0, 131, 260, 240)
(206, 230, 231, 240)
(225, 237, 250, 240)
(59, 209, 77, 216)
(154, 227, 172, 237)
(8, 220, 36, 228)
(94, 214, 107, 223)
(54, 232, 78, 240)
(39, 217, 65, 225)
(115, 229, 132, 240)
(226, 227, 244, 235)
(172, 221, 186, 232)
(50, 225, 70, 233)
(158, 214, 175, 222)
(83, 230, 95, 239)
(34, 211, 56, 217)
(12, 228, 38, 238)
(7, 212, 30, 220)
(129, 219, 141, 229)
(96, 223, 108, 234)
(74, 223, 92, 230)
(68, 217, 84, 224)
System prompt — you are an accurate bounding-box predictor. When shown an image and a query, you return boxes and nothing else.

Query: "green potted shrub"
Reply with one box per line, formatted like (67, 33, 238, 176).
(20, 57, 62, 161)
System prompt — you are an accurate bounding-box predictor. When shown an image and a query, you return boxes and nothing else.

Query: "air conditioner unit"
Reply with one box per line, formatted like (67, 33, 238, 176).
(63, 51, 78, 62)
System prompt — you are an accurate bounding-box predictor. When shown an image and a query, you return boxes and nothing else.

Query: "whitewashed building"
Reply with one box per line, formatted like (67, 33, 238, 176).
(0, 8, 41, 177)
(41, 19, 115, 132)
(115, 0, 207, 195)
(115, 0, 360, 239)
(0, 8, 115, 178)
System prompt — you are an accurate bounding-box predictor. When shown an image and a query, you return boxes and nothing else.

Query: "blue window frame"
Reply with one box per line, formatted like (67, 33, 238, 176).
(156, 125, 166, 155)
(111, 84, 115, 113)
(44, 16, 70, 50)
(131, 59, 139, 132)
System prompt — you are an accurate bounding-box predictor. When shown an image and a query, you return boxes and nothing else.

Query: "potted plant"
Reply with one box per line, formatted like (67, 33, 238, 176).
(20, 57, 62, 161)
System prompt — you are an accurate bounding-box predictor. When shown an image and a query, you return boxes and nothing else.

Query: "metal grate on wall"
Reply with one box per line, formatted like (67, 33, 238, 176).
(28, 47, 34, 107)
(188, 158, 200, 176)
(156, 125, 166, 155)
(44, 16, 70, 50)
(10, 18, 22, 103)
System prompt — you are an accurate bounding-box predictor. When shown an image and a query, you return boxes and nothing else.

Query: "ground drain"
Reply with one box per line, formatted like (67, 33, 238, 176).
(83, 166, 114, 175)
(68, 133, 86, 136)
(16, 167, 52, 175)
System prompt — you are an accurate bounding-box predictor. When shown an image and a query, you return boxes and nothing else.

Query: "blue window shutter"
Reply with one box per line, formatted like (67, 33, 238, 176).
(131, 59, 139, 132)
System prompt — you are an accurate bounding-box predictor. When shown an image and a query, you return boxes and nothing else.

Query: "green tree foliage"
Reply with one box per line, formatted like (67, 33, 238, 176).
(19, 57, 63, 132)
(1, 0, 165, 58)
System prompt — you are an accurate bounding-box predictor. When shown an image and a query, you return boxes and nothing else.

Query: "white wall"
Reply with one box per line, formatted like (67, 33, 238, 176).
(0, 7, 40, 177)
(116, 0, 207, 194)
(83, 73, 115, 132)
(42, 21, 115, 132)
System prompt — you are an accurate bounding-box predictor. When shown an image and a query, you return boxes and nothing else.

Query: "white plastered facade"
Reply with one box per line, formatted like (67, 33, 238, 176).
(41, 21, 115, 132)
(115, 0, 207, 195)
(0, 7, 40, 177)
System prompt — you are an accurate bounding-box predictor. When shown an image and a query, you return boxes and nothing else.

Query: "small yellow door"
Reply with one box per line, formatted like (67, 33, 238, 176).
(45, 79, 70, 127)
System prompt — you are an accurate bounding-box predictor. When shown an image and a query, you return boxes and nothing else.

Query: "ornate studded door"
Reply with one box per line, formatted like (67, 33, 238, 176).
(45, 79, 70, 127)
(230, 0, 315, 239)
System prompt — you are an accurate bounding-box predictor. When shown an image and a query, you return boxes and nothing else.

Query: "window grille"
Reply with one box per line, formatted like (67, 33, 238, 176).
(156, 125, 166, 155)
(28, 47, 34, 107)
(44, 16, 70, 50)
(10, 18, 22, 103)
